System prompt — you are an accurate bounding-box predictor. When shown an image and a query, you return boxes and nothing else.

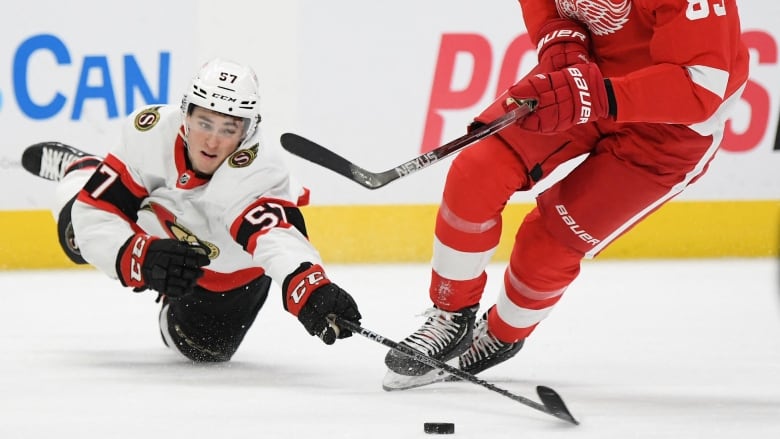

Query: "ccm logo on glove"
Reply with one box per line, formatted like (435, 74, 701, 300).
(283, 262, 362, 345)
(117, 234, 210, 297)
(286, 264, 331, 315)
(127, 235, 149, 282)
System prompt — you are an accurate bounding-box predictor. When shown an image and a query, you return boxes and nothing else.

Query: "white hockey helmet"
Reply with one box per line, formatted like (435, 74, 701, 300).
(181, 58, 262, 147)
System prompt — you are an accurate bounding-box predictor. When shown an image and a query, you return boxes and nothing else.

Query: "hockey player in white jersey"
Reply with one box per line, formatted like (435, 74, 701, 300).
(22, 58, 362, 362)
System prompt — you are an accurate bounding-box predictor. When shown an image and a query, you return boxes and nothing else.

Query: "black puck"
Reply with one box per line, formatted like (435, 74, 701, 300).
(424, 422, 455, 434)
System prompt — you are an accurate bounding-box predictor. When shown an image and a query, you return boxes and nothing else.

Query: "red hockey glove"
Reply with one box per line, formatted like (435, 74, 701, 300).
(283, 262, 362, 345)
(534, 18, 591, 73)
(470, 19, 591, 134)
(507, 63, 615, 133)
(117, 234, 210, 298)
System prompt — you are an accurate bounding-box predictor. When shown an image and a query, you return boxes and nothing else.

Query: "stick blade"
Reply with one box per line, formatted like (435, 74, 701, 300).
(536, 385, 579, 425)
(280, 133, 350, 174)
(280, 133, 385, 189)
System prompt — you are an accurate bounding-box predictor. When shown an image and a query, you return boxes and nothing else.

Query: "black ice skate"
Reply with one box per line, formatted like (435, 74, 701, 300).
(22, 141, 100, 181)
(455, 310, 524, 376)
(383, 305, 478, 391)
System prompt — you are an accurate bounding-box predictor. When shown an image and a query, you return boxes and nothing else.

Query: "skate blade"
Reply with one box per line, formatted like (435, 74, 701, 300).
(382, 369, 449, 391)
(382, 359, 457, 391)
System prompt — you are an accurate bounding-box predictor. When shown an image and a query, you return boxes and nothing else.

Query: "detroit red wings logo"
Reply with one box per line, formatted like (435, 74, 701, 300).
(555, 0, 631, 36)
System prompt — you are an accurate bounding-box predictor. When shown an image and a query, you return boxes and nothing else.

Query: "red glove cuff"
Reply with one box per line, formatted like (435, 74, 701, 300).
(536, 18, 589, 49)
(535, 18, 591, 71)
(284, 263, 331, 316)
(117, 234, 158, 288)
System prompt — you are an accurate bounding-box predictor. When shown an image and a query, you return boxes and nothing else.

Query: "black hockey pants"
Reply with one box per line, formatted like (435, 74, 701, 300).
(159, 275, 271, 362)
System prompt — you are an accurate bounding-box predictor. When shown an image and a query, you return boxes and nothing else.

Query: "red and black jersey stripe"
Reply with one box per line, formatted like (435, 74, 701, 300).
(231, 198, 308, 254)
(76, 154, 149, 225)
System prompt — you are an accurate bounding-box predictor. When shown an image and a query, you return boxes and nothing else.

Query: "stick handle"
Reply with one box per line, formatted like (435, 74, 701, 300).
(280, 99, 537, 189)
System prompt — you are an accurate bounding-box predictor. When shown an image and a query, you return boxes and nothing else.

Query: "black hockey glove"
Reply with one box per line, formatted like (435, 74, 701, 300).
(117, 234, 210, 298)
(283, 262, 362, 345)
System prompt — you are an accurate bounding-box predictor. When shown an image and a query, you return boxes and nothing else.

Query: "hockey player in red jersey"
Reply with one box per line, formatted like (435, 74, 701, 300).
(384, 0, 750, 389)
(22, 58, 361, 362)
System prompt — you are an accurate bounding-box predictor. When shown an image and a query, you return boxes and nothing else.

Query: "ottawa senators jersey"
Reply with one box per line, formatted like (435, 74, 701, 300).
(518, 0, 749, 126)
(71, 104, 318, 292)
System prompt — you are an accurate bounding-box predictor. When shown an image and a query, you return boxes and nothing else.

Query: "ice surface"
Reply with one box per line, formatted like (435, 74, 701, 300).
(1, 259, 778, 438)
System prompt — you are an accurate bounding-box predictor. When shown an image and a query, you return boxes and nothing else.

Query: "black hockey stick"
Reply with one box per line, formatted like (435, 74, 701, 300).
(280, 99, 537, 189)
(334, 317, 579, 425)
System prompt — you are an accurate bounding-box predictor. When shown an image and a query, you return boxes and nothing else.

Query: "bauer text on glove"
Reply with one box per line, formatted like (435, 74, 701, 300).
(283, 262, 362, 345)
(533, 18, 591, 74)
(117, 234, 210, 297)
(507, 63, 616, 133)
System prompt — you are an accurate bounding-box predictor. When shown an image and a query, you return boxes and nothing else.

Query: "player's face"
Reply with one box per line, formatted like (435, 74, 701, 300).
(185, 106, 245, 175)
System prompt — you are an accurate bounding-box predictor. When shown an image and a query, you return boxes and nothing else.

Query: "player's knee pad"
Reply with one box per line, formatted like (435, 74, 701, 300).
(443, 136, 529, 215)
(159, 302, 240, 362)
(158, 276, 271, 362)
(57, 197, 88, 265)
(510, 208, 583, 291)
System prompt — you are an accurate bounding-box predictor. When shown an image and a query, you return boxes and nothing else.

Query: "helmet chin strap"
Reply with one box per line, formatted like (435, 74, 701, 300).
(238, 114, 261, 149)
(181, 104, 192, 144)
(182, 125, 191, 152)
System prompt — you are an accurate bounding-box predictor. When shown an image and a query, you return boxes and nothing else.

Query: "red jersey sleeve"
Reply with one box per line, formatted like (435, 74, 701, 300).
(518, 0, 561, 43)
(609, 0, 749, 124)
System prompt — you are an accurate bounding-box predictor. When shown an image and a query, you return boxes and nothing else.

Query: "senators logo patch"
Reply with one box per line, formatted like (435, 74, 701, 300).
(228, 143, 260, 168)
(134, 106, 162, 131)
(141, 202, 219, 259)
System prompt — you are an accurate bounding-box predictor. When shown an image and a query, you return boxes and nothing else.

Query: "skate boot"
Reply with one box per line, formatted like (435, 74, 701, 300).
(383, 305, 478, 391)
(456, 310, 524, 376)
(22, 141, 100, 181)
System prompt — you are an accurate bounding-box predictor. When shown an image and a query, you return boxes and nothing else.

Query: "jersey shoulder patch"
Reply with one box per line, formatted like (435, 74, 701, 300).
(227, 143, 260, 168)
(133, 105, 164, 132)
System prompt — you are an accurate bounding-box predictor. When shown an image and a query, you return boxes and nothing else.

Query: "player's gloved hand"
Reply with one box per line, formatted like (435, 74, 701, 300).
(471, 19, 592, 133)
(533, 18, 591, 74)
(507, 63, 615, 133)
(283, 262, 362, 345)
(117, 234, 210, 298)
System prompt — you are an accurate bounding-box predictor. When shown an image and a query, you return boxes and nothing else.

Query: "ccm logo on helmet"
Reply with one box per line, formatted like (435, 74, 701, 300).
(212, 93, 237, 102)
